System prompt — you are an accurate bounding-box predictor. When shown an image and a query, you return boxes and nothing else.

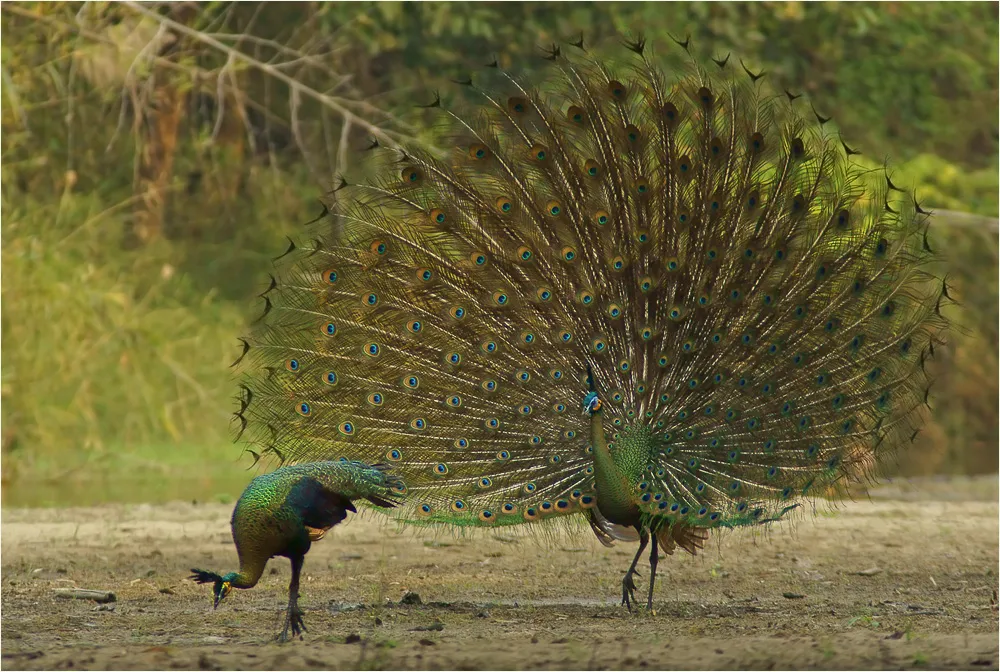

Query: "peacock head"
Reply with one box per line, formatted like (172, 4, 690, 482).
(189, 569, 237, 608)
(582, 391, 602, 416)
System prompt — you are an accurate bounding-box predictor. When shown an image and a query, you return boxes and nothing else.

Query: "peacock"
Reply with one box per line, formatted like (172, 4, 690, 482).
(190, 460, 402, 641)
(232, 35, 949, 612)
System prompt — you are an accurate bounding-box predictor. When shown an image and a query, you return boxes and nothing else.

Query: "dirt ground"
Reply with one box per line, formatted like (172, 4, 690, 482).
(2, 476, 997, 671)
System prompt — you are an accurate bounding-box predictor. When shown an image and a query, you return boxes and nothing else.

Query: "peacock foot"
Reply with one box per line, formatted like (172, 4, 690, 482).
(621, 570, 640, 612)
(276, 607, 307, 643)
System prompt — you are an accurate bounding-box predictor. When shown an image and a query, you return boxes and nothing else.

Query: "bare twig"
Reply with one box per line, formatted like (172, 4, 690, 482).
(121, 0, 408, 146)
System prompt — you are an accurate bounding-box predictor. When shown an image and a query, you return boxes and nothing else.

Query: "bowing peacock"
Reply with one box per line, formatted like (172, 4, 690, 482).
(233, 35, 948, 611)
(190, 461, 402, 641)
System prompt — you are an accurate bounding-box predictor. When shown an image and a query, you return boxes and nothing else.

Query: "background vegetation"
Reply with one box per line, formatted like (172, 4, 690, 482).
(2, 1, 997, 507)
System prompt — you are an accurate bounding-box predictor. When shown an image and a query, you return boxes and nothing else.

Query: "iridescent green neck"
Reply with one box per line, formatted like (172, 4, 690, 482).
(590, 408, 641, 526)
(228, 556, 267, 589)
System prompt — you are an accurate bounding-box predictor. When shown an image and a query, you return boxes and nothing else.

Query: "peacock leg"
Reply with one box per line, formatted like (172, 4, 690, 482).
(277, 554, 307, 643)
(621, 528, 649, 612)
(646, 532, 659, 611)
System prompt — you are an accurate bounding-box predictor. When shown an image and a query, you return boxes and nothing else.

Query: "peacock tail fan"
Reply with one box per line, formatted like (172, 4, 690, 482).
(234, 36, 948, 534)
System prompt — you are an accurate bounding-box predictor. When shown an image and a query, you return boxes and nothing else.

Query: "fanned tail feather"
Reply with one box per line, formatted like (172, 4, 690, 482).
(234, 37, 946, 534)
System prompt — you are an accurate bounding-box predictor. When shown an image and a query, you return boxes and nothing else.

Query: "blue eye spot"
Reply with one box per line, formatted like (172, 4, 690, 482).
(325, 323, 337, 336)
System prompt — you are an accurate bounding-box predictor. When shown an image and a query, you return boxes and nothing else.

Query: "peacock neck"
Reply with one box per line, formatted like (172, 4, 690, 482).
(230, 556, 268, 590)
(589, 410, 641, 526)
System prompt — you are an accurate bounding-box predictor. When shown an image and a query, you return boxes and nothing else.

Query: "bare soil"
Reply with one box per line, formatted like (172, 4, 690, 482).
(2, 476, 997, 670)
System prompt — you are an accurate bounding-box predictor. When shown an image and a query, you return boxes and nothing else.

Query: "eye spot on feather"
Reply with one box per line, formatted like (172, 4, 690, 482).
(324, 322, 337, 336)
(561, 246, 577, 262)
(410, 418, 427, 430)
(625, 124, 640, 143)
(434, 463, 449, 476)
(657, 355, 669, 367)
(519, 404, 532, 416)
(364, 343, 380, 357)
(364, 292, 379, 307)
(607, 303, 623, 319)
(547, 201, 563, 217)
(577, 289, 595, 305)
(470, 252, 488, 267)
(530, 435, 542, 445)
(496, 196, 513, 213)
(469, 143, 490, 160)
(636, 178, 650, 195)
(562, 429, 577, 440)
(484, 417, 500, 429)
(385, 448, 402, 462)
(875, 238, 888, 258)
(481, 340, 498, 354)
(709, 137, 723, 156)
(370, 240, 388, 255)
(584, 160, 601, 177)
(323, 371, 338, 386)
(296, 402, 312, 416)
(477, 477, 493, 490)
(662, 102, 679, 124)
(550, 369, 564, 381)
(750, 132, 764, 152)
(338, 421, 354, 435)
(323, 269, 338, 284)
(455, 438, 469, 449)
(591, 337, 607, 354)
(402, 375, 420, 389)
(450, 306, 467, 320)
(516, 370, 531, 383)
(530, 144, 548, 161)
(509, 97, 529, 114)
(553, 403, 567, 414)
(536, 287, 553, 302)
(367, 392, 384, 406)
(451, 499, 467, 512)
(567, 105, 585, 124)
(445, 352, 462, 365)
(492, 291, 510, 307)
(594, 210, 610, 226)
(401, 167, 422, 183)
(284, 359, 300, 372)
(446, 395, 462, 408)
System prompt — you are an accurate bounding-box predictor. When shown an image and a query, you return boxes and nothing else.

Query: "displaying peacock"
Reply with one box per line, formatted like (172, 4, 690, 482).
(233, 35, 948, 611)
(190, 460, 402, 641)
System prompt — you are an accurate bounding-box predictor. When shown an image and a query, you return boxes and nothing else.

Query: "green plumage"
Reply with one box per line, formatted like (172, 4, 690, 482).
(233, 37, 947, 610)
(191, 460, 402, 641)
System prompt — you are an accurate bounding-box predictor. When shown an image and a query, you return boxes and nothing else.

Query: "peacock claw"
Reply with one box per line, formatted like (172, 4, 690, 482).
(621, 572, 639, 611)
(277, 608, 307, 643)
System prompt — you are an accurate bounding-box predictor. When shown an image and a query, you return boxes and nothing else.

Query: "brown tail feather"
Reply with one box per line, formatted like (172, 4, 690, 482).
(656, 524, 710, 557)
